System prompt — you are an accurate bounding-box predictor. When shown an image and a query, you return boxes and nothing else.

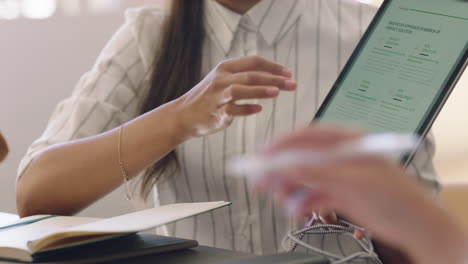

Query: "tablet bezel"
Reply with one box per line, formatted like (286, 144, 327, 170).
(313, 0, 468, 166)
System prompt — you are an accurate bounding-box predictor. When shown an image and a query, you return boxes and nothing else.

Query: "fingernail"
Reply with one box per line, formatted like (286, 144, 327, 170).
(266, 87, 279, 96)
(282, 68, 293, 78)
(284, 80, 297, 90)
(250, 104, 262, 113)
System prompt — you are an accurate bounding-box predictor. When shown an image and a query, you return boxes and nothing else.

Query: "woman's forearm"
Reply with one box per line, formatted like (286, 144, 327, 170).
(16, 56, 292, 217)
(16, 100, 188, 217)
(405, 205, 468, 264)
(376, 188, 468, 264)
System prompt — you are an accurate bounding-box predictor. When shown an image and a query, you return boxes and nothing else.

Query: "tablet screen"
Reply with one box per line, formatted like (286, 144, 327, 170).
(316, 0, 468, 134)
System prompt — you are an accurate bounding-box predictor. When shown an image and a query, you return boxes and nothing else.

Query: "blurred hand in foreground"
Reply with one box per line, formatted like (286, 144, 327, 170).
(257, 124, 468, 264)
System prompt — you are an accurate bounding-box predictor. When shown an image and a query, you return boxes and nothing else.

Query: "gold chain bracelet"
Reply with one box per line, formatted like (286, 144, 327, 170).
(118, 123, 132, 201)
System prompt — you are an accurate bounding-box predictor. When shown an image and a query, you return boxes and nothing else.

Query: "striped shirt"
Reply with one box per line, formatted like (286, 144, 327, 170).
(18, 0, 440, 260)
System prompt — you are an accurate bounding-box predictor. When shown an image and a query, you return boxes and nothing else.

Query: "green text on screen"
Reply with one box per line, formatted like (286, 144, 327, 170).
(320, 0, 468, 133)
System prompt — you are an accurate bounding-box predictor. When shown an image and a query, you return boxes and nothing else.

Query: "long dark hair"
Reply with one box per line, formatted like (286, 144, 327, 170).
(139, 0, 204, 198)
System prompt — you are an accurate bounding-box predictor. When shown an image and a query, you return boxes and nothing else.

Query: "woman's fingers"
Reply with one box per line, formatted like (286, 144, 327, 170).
(318, 208, 339, 224)
(225, 72, 297, 91)
(354, 229, 367, 240)
(224, 103, 262, 117)
(219, 56, 291, 77)
(179, 56, 294, 137)
(221, 85, 279, 104)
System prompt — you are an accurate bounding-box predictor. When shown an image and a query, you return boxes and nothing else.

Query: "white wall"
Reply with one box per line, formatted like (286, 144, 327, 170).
(433, 72, 468, 184)
(0, 13, 135, 217)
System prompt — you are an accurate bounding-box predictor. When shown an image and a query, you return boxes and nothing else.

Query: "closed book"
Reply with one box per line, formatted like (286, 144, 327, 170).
(0, 201, 230, 262)
(33, 233, 197, 263)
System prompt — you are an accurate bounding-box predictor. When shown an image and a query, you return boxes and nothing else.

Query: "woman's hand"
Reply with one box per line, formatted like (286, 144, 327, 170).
(316, 209, 367, 240)
(258, 125, 468, 264)
(260, 125, 428, 246)
(175, 56, 296, 138)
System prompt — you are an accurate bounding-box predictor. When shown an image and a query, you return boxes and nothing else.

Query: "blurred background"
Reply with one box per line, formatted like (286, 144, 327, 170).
(0, 0, 466, 220)
(0, 0, 168, 218)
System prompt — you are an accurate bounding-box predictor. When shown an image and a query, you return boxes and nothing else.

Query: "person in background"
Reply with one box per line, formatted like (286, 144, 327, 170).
(260, 125, 468, 264)
(15, 0, 438, 262)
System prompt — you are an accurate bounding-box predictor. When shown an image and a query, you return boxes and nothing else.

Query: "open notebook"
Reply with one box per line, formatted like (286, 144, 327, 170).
(0, 201, 230, 262)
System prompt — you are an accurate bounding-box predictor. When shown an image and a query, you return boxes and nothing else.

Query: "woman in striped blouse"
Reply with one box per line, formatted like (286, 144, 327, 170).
(16, 0, 439, 262)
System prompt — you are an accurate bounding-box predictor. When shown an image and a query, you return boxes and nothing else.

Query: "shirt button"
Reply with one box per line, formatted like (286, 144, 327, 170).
(239, 16, 257, 33)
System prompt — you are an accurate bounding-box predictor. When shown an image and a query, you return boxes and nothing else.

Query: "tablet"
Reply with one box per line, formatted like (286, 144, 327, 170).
(314, 0, 468, 164)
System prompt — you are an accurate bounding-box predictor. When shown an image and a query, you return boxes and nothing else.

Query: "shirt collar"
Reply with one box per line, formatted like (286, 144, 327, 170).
(204, 0, 302, 54)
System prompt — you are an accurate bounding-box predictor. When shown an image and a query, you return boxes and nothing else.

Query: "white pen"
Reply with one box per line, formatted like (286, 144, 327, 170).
(229, 132, 419, 229)
(228, 133, 419, 179)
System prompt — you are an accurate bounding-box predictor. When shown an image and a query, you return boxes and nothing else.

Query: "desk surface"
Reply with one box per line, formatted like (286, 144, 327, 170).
(100, 246, 251, 264)
(104, 246, 328, 264)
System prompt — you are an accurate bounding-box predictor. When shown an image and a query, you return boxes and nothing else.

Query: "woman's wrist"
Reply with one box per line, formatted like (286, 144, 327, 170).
(167, 95, 200, 141)
(410, 223, 468, 264)
(402, 201, 468, 264)
(159, 97, 194, 143)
